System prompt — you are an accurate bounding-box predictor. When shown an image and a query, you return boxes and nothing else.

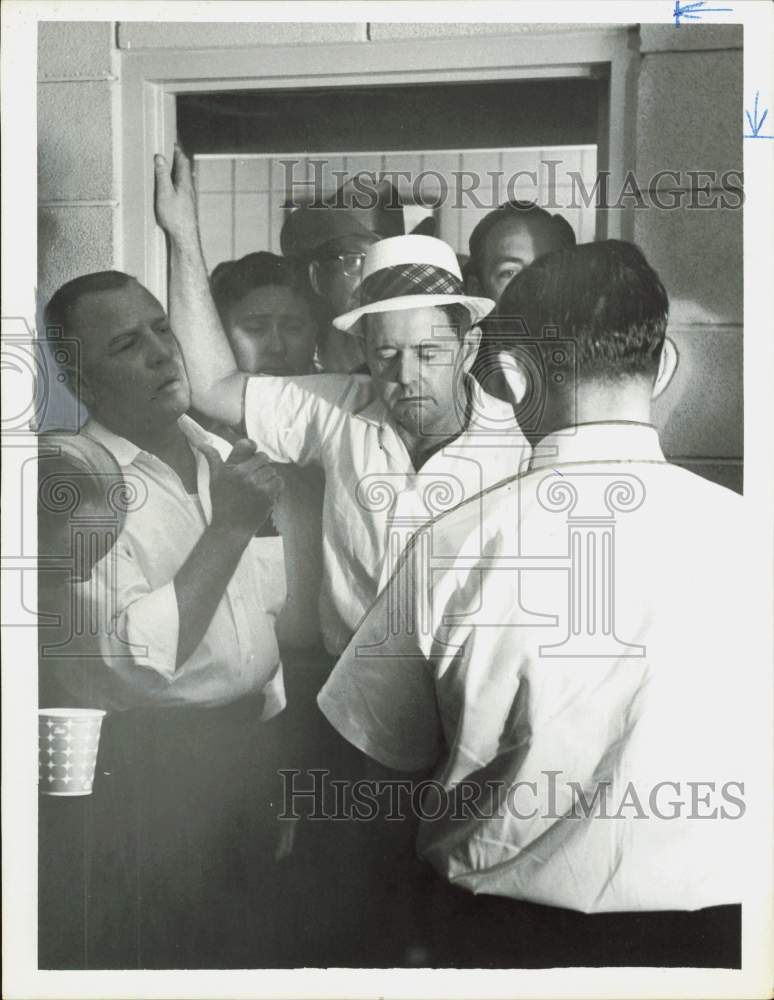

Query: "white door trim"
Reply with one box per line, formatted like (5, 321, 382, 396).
(119, 27, 638, 299)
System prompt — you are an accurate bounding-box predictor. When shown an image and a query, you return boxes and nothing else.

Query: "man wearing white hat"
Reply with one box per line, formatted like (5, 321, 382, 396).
(154, 148, 531, 661)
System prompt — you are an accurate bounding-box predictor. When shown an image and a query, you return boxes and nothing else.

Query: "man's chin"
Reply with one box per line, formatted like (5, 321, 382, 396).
(157, 387, 191, 419)
(390, 402, 432, 434)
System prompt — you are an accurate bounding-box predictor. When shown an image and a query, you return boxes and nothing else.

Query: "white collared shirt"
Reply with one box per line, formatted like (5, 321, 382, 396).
(243, 373, 531, 655)
(319, 423, 751, 912)
(77, 416, 286, 715)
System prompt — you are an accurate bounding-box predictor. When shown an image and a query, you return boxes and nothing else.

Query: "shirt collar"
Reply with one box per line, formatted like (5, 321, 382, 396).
(81, 414, 227, 468)
(528, 422, 666, 473)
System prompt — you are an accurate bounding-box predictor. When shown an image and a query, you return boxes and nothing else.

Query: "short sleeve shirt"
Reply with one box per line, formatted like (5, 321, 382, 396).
(244, 373, 531, 655)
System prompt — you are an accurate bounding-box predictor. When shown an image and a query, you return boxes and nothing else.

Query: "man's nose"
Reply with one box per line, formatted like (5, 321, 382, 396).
(266, 324, 286, 358)
(395, 352, 418, 386)
(146, 329, 175, 365)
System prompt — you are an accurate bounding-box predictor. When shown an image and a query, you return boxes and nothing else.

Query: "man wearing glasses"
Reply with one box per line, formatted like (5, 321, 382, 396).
(280, 171, 432, 374)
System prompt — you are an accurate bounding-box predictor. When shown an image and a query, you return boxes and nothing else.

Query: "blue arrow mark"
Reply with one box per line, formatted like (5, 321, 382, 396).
(744, 92, 774, 140)
(673, 0, 734, 25)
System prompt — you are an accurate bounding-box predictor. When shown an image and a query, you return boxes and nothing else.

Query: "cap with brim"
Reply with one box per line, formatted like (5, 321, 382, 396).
(281, 207, 393, 257)
(332, 234, 495, 332)
(280, 178, 408, 257)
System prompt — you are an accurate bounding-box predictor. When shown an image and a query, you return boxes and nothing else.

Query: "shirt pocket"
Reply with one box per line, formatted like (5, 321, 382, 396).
(248, 535, 287, 617)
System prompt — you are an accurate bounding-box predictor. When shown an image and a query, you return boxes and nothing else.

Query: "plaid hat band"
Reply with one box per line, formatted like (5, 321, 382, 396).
(359, 263, 463, 307)
(332, 234, 495, 331)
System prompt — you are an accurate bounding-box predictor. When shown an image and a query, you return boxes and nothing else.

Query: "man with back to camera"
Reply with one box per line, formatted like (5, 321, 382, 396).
(318, 240, 748, 968)
(42, 269, 289, 967)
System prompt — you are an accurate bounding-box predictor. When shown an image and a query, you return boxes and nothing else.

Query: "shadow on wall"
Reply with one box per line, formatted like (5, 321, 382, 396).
(652, 298, 742, 494)
(37, 207, 86, 433)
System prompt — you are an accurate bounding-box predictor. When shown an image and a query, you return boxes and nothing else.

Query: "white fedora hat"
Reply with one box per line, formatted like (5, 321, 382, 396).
(332, 234, 495, 332)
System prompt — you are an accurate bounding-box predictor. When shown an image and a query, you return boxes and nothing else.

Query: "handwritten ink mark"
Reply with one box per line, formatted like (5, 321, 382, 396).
(673, 0, 733, 25)
(554, 470, 564, 477)
(744, 92, 774, 140)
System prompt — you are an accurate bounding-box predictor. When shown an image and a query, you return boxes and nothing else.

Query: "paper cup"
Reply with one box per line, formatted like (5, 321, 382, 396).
(38, 708, 106, 796)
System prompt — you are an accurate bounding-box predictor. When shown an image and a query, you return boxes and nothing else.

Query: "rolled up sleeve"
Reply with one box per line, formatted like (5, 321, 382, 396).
(318, 541, 442, 772)
(243, 373, 357, 466)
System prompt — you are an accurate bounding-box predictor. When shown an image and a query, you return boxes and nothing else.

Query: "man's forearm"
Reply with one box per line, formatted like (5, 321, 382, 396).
(173, 522, 254, 667)
(167, 234, 246, 426)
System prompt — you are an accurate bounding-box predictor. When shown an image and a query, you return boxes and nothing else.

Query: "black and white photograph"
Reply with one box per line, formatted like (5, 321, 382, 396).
(2, 2, 773, 998)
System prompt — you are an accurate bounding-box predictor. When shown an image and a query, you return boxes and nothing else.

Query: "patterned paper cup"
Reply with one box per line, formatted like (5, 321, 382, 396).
(38, 708, 106, 796)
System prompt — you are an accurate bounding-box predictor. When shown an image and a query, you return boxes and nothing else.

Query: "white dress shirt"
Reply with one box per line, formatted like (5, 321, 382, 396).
(319, 423, 751, 912)
(77, 416, 286, 715)
(244, 373, 530, 654)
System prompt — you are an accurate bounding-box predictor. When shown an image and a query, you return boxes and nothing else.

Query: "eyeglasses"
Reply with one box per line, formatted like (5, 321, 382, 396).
(321, 252, 367, 278)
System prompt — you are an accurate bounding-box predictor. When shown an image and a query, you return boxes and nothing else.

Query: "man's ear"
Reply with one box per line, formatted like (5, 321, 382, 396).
(652, 337, 678, 400)
(496, 350, 529, 407)
(308, 260, 323, 298)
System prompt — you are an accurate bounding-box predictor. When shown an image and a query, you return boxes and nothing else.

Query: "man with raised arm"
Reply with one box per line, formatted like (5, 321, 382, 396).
(154, 147, 531, 663)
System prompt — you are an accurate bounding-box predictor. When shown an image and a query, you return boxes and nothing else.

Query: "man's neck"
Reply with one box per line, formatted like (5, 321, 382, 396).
(525, 381, 654, 447)
(396, 383, 472, 471)
(99, 414, 197, 490)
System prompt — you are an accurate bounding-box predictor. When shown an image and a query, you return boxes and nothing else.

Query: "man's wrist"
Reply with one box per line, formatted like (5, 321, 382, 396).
(206, 519, 256, 548)
(166, 225, 203, 256)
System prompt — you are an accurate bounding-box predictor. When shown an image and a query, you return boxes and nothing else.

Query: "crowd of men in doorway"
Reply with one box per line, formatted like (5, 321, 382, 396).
(37, 147, 746, 970)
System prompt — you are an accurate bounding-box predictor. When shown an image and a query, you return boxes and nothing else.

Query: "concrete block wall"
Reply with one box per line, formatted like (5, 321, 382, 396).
(635, 25, 743, 491)
(38, 22, 119, 429)
(38, 22, 118, 306)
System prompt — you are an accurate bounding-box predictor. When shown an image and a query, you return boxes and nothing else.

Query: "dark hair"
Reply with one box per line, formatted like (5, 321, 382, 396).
(210, 251, 319, 328)
(468, 201, 576, 279)
(44, 271, 136, 340)
(495, 240, 669, 380)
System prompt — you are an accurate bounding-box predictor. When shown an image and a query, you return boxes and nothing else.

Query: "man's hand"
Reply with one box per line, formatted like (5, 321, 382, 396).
(154, 145, 199, 244)
(203, 439, 283, 538)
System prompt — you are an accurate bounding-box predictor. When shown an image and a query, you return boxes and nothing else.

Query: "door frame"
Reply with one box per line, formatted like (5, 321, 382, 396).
(120, 27, 638, 299)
